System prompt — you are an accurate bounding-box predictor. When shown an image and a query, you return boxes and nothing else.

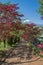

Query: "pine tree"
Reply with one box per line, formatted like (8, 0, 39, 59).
(38, 0, 43, 19)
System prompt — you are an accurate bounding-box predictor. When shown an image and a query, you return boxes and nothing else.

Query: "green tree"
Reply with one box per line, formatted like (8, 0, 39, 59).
(38, 0, 43, 19)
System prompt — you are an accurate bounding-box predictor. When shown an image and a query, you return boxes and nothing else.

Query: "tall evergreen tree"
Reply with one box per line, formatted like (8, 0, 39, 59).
(38, 0, 43, 19)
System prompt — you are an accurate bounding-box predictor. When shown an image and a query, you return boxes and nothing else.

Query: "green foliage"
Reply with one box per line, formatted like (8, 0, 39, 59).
(38, 0, 43, 4)
(33, 47, 40, 55)
(0, 41, 10, 50)
(40, 54, 43, 58)
(7, 36, 20, 47)
(26, 42, 33, 47)
(14, 36, 20, 44)
(7, 37, 13, 46)
(38, 0, 43, 16)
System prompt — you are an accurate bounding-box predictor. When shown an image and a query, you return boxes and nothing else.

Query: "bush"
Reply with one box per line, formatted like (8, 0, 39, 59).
(7, 37, 14, 46)
(33, 47, 40, 55)
(13, 36, 20, 44)
(7, 36, 20, 47)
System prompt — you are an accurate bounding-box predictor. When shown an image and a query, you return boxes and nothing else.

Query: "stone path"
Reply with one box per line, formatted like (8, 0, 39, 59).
(0, 41, 43, 65)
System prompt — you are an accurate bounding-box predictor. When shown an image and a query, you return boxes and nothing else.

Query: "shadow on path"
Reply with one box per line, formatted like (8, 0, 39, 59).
(0, 41, 39, 65)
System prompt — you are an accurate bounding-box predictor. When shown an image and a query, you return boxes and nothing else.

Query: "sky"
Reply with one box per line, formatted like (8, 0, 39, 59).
(0, 0, 43, 25)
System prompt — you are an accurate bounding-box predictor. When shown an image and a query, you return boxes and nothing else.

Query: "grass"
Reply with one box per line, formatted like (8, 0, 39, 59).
(0, 42, 4, 50)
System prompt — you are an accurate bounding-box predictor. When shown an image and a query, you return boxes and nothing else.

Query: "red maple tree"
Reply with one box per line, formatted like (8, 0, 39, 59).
(22, 23, 41, 42)
(0, 3, 24, 47)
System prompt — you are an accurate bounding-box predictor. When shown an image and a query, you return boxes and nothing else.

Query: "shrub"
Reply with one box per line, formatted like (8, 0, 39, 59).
(14, 36, 20, 44)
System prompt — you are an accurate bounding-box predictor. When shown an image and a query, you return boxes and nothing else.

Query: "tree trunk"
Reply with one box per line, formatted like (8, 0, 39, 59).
(3, 39, 6, 48)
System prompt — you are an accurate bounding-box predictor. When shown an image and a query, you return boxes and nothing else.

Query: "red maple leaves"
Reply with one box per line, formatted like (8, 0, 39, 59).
(0, 3, 23, 40)
(0, 3, 41, 42)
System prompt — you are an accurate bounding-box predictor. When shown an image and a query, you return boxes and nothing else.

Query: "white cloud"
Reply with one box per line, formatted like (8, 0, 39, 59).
(24, 19, 30, 23)
(23, 19, 32, 24)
